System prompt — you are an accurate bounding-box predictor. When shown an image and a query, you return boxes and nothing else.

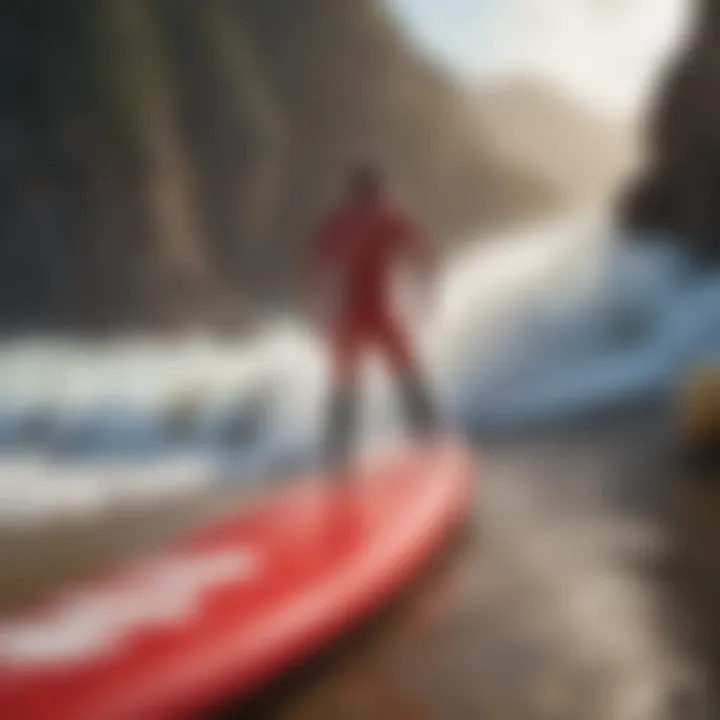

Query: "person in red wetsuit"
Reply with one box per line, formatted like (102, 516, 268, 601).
(308, 163, 437, 468)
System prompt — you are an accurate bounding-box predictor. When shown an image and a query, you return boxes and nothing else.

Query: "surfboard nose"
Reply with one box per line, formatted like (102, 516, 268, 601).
(0, 439, 475, 719)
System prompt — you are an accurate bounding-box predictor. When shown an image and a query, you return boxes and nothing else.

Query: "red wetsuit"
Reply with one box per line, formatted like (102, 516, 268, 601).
(310, 198, 433, 384)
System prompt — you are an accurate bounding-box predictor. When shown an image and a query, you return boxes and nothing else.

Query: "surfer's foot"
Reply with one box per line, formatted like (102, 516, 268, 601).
(327, 458, 359, 483)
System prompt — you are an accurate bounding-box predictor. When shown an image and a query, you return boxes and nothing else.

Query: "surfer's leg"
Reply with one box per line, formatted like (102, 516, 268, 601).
(325, 322, 362, 472)
(377, 316, 437, 438)
(397, 368, 437, 440)
(325, 384, 357, 473)
(402, 370, 436, 432)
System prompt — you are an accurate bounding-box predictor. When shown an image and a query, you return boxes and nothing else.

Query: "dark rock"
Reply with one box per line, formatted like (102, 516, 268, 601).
(622, 1, 720, 264)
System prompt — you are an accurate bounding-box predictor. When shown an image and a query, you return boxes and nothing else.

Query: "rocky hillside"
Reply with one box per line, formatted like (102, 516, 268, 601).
(0, 0, 576, 331)
(622, 0, 720, 263)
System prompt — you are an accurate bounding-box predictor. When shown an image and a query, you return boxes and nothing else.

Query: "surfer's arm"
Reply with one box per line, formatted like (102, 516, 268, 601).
(399, 212, 436, 281)
(394, 211, 438, 321)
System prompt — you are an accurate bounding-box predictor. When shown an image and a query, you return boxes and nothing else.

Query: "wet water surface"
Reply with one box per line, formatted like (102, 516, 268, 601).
(0, 421, 715, 720)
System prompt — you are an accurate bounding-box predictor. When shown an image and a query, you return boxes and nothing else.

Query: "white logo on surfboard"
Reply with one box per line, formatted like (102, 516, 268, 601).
(0, 548, 259, 668)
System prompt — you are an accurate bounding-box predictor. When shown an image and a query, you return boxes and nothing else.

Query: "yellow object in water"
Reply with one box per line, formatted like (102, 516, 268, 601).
(679, 363, 720, 448)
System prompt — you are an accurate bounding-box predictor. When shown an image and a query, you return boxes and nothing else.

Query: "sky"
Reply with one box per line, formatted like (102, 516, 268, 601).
(387, 0, 693, 119)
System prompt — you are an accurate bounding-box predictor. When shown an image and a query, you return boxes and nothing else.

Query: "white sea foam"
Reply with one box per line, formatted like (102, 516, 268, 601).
(0, 212, 717, 525)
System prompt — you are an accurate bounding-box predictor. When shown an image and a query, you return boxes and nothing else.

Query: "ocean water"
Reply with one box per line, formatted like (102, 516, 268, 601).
(0, 211, 717, 523)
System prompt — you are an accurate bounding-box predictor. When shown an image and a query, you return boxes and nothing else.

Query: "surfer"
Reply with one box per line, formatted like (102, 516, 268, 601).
(308, 162, 438, 468)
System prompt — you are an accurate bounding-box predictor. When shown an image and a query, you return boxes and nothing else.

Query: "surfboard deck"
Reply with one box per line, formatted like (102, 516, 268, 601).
(0, 438, 474, 719)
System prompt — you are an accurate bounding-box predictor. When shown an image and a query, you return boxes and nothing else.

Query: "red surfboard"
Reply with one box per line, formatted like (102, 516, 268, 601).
(0, 439, 473, 719)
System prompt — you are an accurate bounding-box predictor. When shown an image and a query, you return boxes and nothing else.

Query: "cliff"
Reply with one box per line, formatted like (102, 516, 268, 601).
(0, 0, 586, 331)
(622, 0, 720, 263)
